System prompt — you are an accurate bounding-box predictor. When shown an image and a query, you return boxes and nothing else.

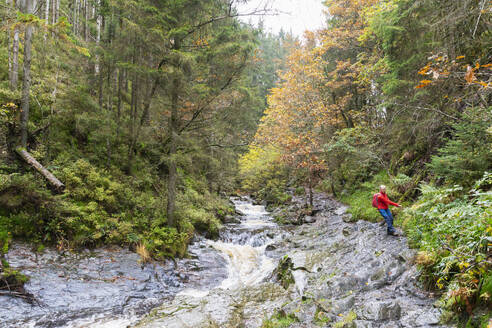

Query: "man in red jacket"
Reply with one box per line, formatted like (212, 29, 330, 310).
(376, 185, 402, 236)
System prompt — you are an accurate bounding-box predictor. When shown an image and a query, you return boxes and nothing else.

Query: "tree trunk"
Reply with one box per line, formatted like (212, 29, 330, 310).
(11, 26, 19, 90)
(55, 0, 59, 22)
(51, 0, 55, 24)
(116, 68, 122, 139)
(7, 0, 12, 86)
(84, 0, 88, 41)
(16, 148, 65, 192)
(98, 64, 104, 108)
(73, 0, 78, 35)
(95, 0, 101, 74)
(44, 0, 50, 40)
(106, 65, 114, 168)
(140, 77, 158, 126)
(20, 0, 34, 148)
(166, 74, 180, 228)
(127, 72, 138, 173)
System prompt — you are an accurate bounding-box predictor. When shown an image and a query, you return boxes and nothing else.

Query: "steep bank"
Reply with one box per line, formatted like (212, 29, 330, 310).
(135, 193, 447, 328)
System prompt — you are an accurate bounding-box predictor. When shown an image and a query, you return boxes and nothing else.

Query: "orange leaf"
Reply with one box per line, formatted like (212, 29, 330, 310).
(465, 65, 475, 83)
(418, 65, 430, 75)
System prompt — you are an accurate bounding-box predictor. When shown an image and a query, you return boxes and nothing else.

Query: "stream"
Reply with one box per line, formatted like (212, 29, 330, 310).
(0, 195, 448, 328)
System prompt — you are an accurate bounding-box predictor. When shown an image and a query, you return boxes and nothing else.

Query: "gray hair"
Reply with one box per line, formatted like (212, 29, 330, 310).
(379, 185, 386, 191)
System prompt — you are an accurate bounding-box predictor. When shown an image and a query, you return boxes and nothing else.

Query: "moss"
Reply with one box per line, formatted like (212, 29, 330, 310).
(314, 307, 331, 325)
(0, 267, 29, 291)
(275, 255, 295, 289)
(333, 311, 357, 328)
(261, 310, 298, 328)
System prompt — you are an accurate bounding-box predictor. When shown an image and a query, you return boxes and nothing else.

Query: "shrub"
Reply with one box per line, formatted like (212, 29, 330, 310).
(428, 107, 492, 187)
(401, 172, 491, 316)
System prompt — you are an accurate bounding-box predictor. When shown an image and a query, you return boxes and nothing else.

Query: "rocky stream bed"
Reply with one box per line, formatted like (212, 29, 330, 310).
(0, 194, 448, 327)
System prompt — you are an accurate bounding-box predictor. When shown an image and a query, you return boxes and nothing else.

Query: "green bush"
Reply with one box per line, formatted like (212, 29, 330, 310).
(144, 226, 190, 259)
(0, 158, 231, 259)
(428, 107, 492, 187)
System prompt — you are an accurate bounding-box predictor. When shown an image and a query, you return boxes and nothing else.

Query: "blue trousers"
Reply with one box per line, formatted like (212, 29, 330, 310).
(379, 209, 396, 233)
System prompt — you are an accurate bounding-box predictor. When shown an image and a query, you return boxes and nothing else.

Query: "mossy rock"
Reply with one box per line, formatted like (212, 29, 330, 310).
(0, 267, 29, 291)
(275, 255, 295, 289)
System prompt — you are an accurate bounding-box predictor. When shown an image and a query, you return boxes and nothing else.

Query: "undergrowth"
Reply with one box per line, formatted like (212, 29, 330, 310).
(401, 172, 491, 325)
(0, 159, 233, 260)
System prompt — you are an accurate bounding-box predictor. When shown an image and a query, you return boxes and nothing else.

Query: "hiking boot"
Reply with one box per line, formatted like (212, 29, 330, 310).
(387, 231, 400, 237)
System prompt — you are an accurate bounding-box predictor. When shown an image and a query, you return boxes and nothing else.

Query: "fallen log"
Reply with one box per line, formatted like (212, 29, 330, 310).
(15, 148, 65, 192)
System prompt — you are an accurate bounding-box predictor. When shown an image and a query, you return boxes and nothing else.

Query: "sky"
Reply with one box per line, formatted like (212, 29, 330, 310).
(235, 0, 327, 37)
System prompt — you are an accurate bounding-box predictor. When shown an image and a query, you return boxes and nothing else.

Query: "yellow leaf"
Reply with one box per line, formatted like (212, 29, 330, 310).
(456, 56, 465, 60)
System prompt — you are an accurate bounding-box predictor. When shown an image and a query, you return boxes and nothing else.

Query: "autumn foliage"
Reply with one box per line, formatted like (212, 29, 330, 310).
(240, 0, 491, 322)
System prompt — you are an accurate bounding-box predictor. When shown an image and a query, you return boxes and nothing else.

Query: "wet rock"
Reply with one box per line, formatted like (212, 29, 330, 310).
(342, 213, 354, 222)
(294, 303, 317, 323)
(335, 206, 349, 215)
(331, 295, 356, 314)
(303, 216, 316, 224)
(397, 249, 415, 263)
(354, 320, 374, 328)
(178, 273, 189, 282)
(414, 309, 441, 326)
(223, 215, 241, 224)
(360, 300, 401, 321)
(380, 322, 400, 328)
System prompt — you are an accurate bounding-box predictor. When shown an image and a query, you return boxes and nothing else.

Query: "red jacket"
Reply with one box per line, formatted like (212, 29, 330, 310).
(376, 192, 399, 210)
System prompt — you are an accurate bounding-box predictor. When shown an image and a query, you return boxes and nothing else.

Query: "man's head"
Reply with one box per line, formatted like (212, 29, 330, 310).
(379, 185, 386, 193)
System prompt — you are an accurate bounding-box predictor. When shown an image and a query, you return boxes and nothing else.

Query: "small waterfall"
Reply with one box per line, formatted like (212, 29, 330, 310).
(208, 241, 275, 289)
(180, 197, 277, 295)
(211, 198, 276, 289)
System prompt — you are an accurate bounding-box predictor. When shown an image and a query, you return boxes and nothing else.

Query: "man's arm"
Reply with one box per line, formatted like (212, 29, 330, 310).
(387, 196, 401, 207)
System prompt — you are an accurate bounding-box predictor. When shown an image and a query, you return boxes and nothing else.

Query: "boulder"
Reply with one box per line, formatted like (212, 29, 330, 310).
(360, 300, 401, 321)
(223, 215, 241, 224)
(354, 320, 374, 328)
(414, 309, 441, 326)
(330, 295, 356, 314)
(303, 216, 316, 224)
